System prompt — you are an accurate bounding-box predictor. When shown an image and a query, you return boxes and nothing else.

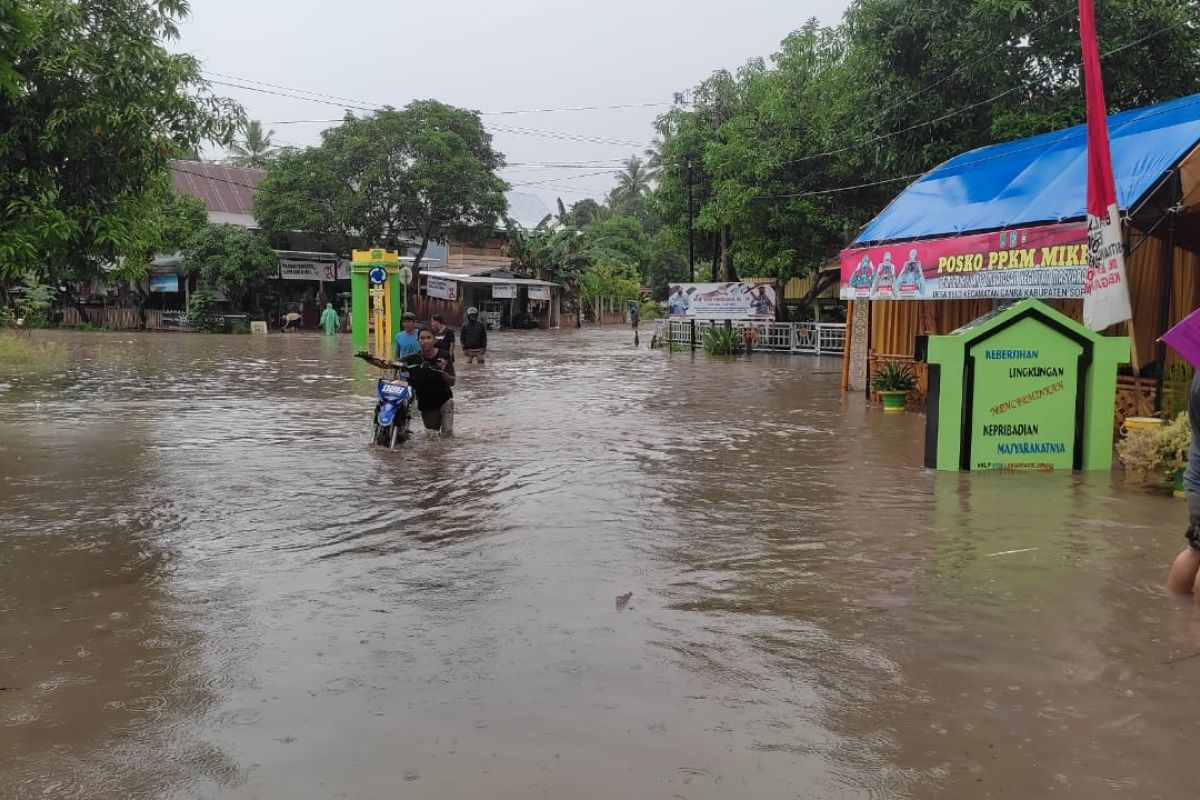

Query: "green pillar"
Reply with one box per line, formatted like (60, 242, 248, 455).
(352, 267, 369, 352)
(389, 271, 404, 319)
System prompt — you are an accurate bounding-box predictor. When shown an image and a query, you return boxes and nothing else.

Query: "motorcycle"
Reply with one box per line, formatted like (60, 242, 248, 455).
(356, 352, 415, 449)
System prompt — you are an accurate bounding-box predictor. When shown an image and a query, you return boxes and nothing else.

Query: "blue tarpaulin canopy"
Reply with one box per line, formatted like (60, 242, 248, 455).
(855, 93, 1200, 246)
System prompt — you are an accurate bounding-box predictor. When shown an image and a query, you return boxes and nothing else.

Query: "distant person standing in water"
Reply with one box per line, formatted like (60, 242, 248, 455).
(394, 311, 420, 359)
(460, 307, 488, 364)
(431, 313, 455, 357)
(319, 302, 339, 336)
(1167, 371, 1200, 600)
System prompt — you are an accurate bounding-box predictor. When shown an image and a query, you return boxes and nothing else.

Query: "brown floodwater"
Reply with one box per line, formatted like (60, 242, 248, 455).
(0, 327, 1194, 799)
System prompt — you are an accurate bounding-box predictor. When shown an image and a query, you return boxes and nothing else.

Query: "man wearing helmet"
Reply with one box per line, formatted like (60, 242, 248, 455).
(460, 307, 488, 363)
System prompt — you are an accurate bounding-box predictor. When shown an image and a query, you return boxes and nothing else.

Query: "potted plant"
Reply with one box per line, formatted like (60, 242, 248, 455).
(1117, 412, 1191, 496)
(872, 360, 917, 413)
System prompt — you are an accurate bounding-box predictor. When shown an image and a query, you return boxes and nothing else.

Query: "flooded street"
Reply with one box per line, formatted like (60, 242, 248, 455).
(2, 327, 1195, 799)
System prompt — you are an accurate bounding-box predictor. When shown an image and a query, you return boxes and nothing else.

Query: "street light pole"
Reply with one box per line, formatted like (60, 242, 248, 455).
(686, 160, 695, 282)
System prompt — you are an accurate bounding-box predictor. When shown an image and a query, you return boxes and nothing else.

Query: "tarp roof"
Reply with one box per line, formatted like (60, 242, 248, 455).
(855, 93, 1200, 246)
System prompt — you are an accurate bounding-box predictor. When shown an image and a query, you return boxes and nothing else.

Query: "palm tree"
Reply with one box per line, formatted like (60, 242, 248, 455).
(228, 120, 276, 168)
(611, 156, 651, 204)
(643, 136, 664, 182)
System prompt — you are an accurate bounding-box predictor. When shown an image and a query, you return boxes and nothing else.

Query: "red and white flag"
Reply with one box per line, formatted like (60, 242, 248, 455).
(1079, 0, 1132, 331)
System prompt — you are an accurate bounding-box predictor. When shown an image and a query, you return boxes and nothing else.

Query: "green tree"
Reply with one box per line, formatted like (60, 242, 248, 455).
(255, 101, 508, 292)
(0, 0, 32, 96)
(181, 224, 278, 311)
(580, 261, 641, 323)
(646, 2, 1200, 285)
(0, 0, 241, 283)
(228, 119, 276, 168)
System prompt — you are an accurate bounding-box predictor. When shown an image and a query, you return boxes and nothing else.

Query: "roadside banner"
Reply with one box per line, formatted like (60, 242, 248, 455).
(528, 286, 551, 301)
(1079, 0, 1132, 331)
(839, 223, 1088, 301)
(493, 284, 517, 299)
(279, 259, 337, 281)
(667, 281, 777, 320)
(426, 276, 458, 301)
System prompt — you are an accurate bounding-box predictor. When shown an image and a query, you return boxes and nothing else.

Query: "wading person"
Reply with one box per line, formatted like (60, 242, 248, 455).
(460, 307, 488, 364)
(319, 302, 339, 336)
(401, 328, 456, 435)
(1167, 370, 1200, 599)
(431, 313, 455, 357)
(394, 311, 420, 359)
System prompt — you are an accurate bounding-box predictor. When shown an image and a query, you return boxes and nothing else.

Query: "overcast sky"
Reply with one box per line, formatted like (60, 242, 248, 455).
(179, 0, 852, 211)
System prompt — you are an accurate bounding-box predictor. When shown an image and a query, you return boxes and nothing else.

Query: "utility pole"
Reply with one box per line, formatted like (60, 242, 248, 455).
(686, 159, 695, 282)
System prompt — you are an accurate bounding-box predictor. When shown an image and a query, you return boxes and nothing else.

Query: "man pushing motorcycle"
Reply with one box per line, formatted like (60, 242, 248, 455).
(399, 327, 456, 436)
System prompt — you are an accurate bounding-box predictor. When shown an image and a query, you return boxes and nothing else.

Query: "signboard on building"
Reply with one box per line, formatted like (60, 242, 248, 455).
(493, 284, 517, 299)
(667, 281, 777, 320)
(149, 274, 179, 293)
(527, 285, 550, 301)
(279, 259, 338, 281)
(427, 276, 458, 301)
(840, 222, 1088, 301)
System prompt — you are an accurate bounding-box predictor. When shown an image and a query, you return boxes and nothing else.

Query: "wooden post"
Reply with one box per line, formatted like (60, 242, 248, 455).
(1154, 212, 1177, 413)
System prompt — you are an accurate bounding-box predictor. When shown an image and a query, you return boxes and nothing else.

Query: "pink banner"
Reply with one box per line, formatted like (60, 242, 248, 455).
(840, 223, 1088, 301)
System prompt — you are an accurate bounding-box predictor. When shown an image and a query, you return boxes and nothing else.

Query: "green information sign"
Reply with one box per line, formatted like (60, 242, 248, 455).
(967, 318, 1082, 470)
(918, 299, 1128, 472)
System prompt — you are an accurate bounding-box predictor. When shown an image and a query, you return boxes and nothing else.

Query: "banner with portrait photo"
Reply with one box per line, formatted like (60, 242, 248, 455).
(839, 223, 1089, 301)
(666, 281, 777, 320)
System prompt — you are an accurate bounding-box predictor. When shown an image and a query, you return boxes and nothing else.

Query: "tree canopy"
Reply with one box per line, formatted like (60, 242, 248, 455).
(181, 223, 278, 308)
(640, 1, 1200, 284)
(254, 101, 508, 287)
(0, 0, 241, 282)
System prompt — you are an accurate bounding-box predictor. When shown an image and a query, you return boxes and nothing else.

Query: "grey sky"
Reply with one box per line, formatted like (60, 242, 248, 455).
(180, 0, 851, 209)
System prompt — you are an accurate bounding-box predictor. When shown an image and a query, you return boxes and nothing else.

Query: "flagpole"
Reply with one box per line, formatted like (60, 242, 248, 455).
(1079, 0, 1135, 343)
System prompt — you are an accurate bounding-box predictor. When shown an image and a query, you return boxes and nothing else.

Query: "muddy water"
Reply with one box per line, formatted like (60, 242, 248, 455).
(0, 328, 1194, 799)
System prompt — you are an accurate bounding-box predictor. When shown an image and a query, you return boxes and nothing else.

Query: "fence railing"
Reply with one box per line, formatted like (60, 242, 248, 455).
(655, 319, 846, 356)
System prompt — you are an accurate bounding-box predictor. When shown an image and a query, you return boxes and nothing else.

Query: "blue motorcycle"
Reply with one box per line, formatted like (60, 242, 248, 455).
(357, 352, 415, 449)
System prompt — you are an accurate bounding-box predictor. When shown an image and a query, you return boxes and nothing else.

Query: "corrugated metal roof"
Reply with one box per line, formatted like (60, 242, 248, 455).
(170, 160, 264, 228)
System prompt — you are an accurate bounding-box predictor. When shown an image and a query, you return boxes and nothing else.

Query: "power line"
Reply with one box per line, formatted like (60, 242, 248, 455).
(210, 79, 649, 148)
(206, 70, 678, 116)
(508, 170, 616, 187)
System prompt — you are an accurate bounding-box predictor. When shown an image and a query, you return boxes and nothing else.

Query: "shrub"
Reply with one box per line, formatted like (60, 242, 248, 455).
(702, 325, 739, 356)
(188, 290, 222, 332)
(1117, 412, 1192, 480)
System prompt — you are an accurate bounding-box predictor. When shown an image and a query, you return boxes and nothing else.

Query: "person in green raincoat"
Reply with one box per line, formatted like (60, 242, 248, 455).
(319, 302, 340, 335)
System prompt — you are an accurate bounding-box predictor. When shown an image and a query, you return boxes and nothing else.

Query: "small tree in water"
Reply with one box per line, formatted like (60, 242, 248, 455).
(186, 290, 221, 332)
(182, 224, 278, 315)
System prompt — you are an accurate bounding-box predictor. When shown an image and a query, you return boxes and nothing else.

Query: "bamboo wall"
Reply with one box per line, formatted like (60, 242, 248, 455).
(860, 228, 1199, 408)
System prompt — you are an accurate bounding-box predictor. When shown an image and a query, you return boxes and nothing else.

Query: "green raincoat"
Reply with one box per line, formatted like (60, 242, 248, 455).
(319, 303, 340, 335)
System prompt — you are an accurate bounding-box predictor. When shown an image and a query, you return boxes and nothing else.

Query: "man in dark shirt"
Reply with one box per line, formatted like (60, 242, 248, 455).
(460, 307, 488, 364)
(430, 313, 455, 357)
(1167, 371, 1200, 599)
(400, 328, 456, 436)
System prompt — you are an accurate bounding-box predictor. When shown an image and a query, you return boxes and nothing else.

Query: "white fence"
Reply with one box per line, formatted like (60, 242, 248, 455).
(656, 319, 845, 356)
